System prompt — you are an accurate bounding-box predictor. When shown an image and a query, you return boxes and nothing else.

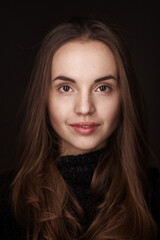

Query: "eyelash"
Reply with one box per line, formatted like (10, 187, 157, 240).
(58, 84, 112, 93)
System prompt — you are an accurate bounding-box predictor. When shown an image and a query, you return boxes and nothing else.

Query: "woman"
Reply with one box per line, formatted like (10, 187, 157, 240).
(0, 16, 160, 240)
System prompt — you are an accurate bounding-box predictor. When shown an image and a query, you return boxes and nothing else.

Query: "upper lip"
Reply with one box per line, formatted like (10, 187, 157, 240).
(70, 122, 100, 126)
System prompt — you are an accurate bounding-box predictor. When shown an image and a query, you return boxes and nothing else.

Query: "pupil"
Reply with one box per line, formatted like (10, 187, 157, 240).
(101, 86, 106, 91)
(64, 86, 69, 91)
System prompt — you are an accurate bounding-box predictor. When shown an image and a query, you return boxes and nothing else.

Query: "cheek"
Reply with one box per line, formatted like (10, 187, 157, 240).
(48, 98, 68, 126)
(100, 97, 121, 123)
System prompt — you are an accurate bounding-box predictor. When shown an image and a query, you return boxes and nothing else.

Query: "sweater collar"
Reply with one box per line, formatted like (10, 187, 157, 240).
(57, 148, 106, 185)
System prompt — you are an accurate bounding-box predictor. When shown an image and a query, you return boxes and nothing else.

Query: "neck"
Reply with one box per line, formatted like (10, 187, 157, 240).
(59, 143, 107, 157)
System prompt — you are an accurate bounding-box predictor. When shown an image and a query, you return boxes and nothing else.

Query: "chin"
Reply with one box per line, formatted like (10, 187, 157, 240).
(68, 142, 105, 155)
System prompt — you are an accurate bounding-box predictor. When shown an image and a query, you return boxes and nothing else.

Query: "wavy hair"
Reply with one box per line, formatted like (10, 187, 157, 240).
(12, 16, 158, 239)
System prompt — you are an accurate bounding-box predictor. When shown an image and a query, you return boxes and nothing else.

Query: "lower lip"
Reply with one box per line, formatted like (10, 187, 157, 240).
(70, 125, 99, 135)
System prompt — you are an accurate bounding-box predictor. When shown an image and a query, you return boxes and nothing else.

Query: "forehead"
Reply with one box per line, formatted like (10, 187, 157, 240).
(51, 40, 117, 79)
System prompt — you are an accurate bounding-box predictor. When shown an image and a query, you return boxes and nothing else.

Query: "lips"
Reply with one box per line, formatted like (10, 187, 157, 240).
(70, 122, 100, 127)
(69, 122, 100, 135)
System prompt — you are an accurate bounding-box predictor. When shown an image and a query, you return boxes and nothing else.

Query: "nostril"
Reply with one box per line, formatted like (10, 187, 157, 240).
(74, 102, 95, 115)
(74, 94, 95, 116)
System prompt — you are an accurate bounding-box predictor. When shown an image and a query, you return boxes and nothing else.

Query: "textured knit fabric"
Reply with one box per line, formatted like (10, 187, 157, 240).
(57, 147, 105, 230)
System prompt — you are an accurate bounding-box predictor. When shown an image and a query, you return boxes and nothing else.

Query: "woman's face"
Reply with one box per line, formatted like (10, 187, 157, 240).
(48, 40, 121, 156)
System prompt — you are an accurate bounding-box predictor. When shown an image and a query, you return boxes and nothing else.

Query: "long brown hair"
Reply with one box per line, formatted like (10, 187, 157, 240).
(12, 16, 158, 239)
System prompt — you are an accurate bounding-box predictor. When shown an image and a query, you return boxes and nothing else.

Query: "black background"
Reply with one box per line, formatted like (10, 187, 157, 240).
(0, 1, 160, 172)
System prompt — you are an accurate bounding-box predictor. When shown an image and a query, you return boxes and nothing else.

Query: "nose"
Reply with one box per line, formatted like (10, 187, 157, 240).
(74, 92, 95, 116)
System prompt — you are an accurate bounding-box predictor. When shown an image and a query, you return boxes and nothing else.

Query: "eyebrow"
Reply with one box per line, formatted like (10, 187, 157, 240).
(53, 75, 117, 83)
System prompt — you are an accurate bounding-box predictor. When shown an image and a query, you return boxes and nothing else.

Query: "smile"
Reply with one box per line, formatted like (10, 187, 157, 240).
(69, 122, 100, 135)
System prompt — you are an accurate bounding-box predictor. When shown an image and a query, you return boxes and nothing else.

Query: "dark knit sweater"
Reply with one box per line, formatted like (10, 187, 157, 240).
(57, 147, 105, 231)
(0, 148, 160, 239)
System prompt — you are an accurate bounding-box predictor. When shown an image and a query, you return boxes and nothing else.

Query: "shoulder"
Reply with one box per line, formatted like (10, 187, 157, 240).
(0, 170, 26, 240)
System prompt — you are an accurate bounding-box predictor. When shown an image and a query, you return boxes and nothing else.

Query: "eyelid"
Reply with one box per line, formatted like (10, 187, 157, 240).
(96, 83, 111, 87)
(56, 83, 112, 93)
(95, 83, 112, 91)
(58, 84, 73, 93)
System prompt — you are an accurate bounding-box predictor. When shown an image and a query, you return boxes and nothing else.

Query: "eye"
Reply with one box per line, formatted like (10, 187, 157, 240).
(96, 85, 111, 92)
(58, 85, 72, 92)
